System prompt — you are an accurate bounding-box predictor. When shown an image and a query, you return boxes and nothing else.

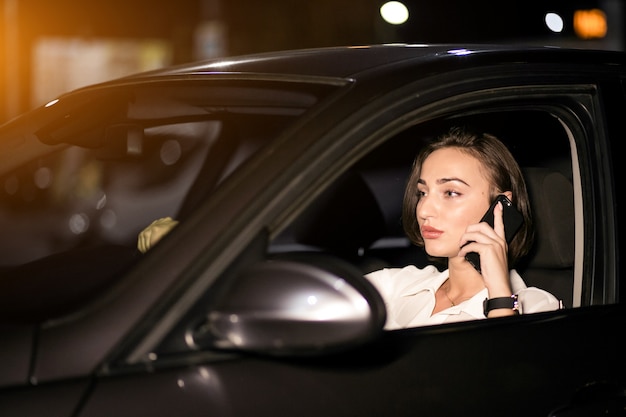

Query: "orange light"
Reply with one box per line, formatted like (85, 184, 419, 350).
(573, 9, 607, 39)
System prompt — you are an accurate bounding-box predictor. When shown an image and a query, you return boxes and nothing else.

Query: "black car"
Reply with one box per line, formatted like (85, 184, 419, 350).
(0, 44, 624, 417)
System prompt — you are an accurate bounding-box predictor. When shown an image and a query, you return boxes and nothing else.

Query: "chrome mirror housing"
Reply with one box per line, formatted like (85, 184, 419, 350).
(195, 255, 386, 356)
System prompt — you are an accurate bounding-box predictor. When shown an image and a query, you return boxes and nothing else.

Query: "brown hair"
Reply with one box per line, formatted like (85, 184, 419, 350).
(402, 126, 534, 267)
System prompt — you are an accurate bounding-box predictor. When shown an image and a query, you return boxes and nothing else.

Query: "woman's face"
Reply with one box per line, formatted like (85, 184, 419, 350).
(416, 147, 492, 258)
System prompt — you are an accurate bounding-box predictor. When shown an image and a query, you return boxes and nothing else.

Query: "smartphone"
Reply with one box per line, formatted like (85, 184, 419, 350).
(464, 194, 524, 273)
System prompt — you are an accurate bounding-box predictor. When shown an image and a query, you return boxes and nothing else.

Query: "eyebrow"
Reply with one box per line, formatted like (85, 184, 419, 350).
(418, 177, 470, 186)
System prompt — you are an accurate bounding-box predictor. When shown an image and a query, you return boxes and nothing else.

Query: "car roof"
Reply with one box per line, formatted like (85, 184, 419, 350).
(115, 43, 626, 82)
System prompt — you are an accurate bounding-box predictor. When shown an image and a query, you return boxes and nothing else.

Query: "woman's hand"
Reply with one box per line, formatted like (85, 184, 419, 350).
(137, 217, 179, 253)
(458, 201, 513, 298)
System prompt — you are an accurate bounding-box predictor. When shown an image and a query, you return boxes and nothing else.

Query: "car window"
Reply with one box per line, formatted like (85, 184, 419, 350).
(269, 108, 577, 316)
(0, 80, 341, 323)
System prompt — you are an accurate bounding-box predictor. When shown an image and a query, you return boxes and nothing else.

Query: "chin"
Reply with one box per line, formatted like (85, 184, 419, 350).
(424, 242, 457, 259)
(423, 245, 446, 258)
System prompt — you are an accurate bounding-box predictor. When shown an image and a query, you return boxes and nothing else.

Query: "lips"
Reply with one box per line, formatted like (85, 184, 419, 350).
(421, 225, 443, 239)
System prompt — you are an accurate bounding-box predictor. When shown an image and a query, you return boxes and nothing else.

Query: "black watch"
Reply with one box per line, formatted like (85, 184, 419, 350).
(483, 295, 519, 317)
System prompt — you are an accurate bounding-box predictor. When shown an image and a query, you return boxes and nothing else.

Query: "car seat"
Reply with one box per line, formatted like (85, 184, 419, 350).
(519, 167, 575, 308)
(292, 173, 386, 251)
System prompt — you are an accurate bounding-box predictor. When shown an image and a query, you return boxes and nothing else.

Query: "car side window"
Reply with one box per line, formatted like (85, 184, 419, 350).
(269, 108, 577, 323)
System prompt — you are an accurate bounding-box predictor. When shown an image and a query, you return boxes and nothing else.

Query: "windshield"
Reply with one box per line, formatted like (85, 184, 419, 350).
(0, 79, 340, 321)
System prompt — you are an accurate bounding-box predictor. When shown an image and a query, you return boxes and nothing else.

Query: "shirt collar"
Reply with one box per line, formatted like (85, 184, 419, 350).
(398, 268, 449, 297)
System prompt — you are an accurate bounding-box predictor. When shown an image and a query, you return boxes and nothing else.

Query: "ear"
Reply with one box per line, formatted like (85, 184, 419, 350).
(502, 190, 513, 201)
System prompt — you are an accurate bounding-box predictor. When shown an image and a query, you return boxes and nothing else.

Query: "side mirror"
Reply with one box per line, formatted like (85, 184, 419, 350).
(193, 254, 386, 356)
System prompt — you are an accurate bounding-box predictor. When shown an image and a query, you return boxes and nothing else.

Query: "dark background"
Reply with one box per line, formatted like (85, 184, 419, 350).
(1, 0, 623, 122)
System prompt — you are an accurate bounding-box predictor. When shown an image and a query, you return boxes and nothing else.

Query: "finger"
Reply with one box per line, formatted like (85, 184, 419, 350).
(141, 230, 151, 253)
(493, 201, 506, 240)
(458, 240, 477, 258)
(459, 222, 495, 247)
(142, 228, 155, 252)
(138, 233, 146, 253)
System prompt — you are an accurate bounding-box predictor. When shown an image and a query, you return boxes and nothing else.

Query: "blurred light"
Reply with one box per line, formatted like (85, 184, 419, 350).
(447, 48, 472, 56)
(380, 1, 409, 25)
(545, 13, 564, 33)
(96, 193, 107, 210)
(206, 60, 240, 68)
(160, 139, 182, 166)
(69, 213, 90, 234)
(574, 9, 607, 39)
(33, 167, 52, 189)
(44, 98, 59, 108)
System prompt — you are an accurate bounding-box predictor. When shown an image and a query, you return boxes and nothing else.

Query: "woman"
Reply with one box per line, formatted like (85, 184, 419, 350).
(365, 126, 562, 329)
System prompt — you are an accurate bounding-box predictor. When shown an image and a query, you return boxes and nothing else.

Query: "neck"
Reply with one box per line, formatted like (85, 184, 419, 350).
(445, 260, 487, 300)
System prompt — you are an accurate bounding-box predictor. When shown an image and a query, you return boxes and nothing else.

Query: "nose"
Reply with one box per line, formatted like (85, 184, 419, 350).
(416, 194, 434, 221)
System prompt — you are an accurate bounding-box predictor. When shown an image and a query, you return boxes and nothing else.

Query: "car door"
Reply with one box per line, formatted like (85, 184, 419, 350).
(69, 63, 626, 417)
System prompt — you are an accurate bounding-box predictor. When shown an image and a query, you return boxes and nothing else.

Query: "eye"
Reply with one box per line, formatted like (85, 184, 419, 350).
(444, 189, 461, 198)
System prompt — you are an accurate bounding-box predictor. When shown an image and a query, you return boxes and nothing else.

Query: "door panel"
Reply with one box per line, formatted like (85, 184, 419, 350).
(79, 306, 625, 417)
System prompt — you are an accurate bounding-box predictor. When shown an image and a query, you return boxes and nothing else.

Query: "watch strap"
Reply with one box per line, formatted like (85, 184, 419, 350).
(483, 295, 519, 317)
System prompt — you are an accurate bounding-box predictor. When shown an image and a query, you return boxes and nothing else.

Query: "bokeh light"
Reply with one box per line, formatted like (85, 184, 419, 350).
(380, 1, 409, 25)
(574, 9, 607, 39)
(545, 13, 564, 33)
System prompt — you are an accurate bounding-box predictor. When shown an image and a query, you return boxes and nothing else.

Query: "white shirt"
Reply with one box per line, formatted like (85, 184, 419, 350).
(365, 265, 562, 330)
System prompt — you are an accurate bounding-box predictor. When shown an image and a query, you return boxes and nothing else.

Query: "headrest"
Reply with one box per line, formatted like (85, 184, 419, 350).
(292, 172, 386, 254)
(522, 167, 575, 269)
